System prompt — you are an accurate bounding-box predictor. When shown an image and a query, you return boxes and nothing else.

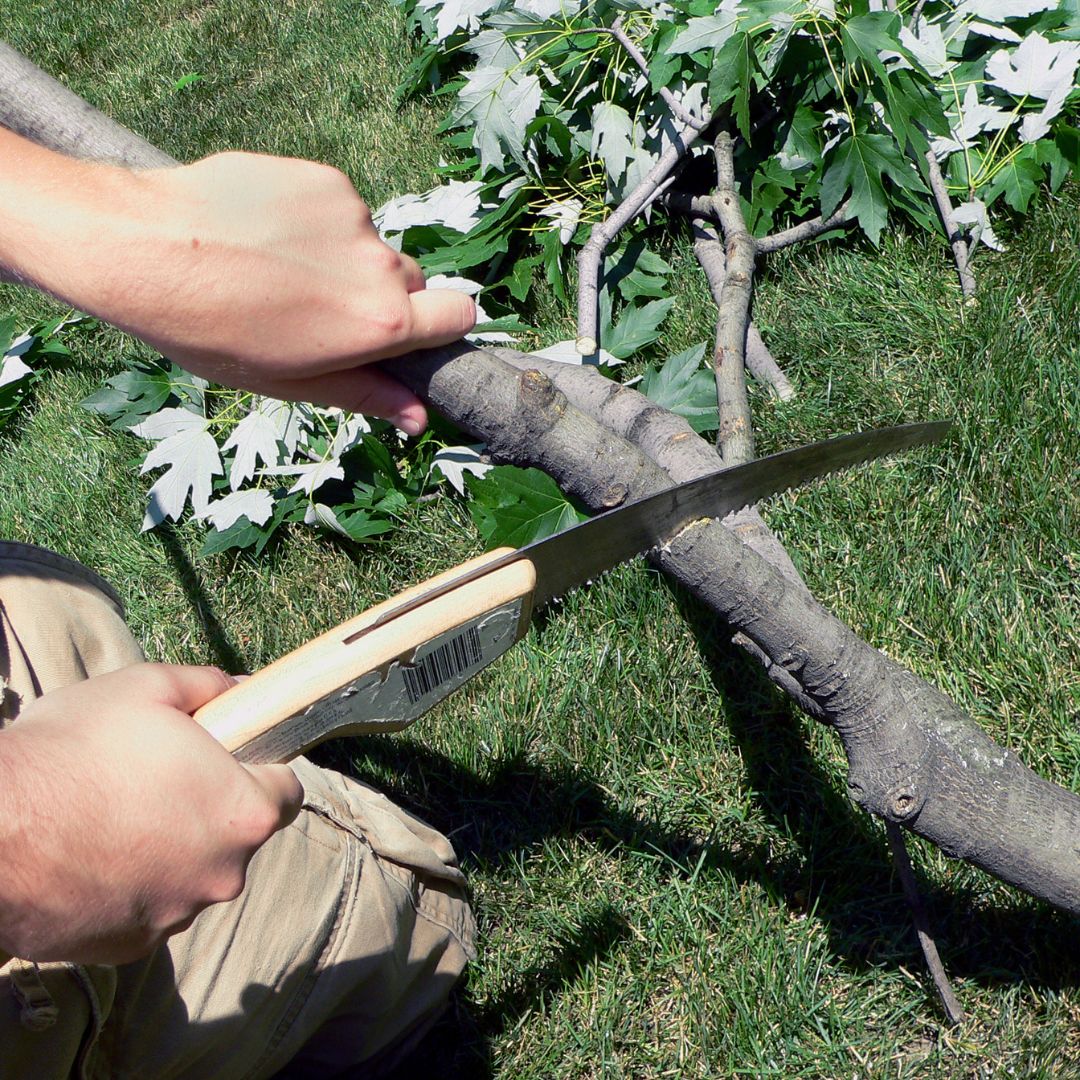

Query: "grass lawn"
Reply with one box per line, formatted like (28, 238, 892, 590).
(2, 2, 1079, 1076)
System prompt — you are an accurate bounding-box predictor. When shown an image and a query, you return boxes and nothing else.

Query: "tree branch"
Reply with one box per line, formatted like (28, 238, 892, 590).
(576, 126, 706, 357)
(924, 151, 976, 300)
(706, 132, 756, 465)
(885, 821, 966, 1025)
(595, 19, 709, 133)
(756, 204, 853, 254)
(692, 220, 795, 400)
(389, 343, 1080, 918)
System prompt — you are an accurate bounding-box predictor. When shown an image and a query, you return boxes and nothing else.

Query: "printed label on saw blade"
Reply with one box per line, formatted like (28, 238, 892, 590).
(238, 599, 525, 764)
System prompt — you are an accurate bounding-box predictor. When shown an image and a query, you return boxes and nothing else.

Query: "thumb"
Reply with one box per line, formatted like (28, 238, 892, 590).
(405, 288, 478, 349)
(242, 763, 305, 831)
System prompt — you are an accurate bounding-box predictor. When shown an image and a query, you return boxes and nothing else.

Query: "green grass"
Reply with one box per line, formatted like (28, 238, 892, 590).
(2, 3, 1080, 1077)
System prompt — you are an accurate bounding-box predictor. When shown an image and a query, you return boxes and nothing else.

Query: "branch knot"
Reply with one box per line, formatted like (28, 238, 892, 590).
(518, 368, 566, 420)
(885, 784, 922, 823)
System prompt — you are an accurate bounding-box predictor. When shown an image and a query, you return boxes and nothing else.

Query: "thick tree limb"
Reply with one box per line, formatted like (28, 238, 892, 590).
(9, 42, 1080, 923)
(0, 42, 172, 168)
(489, 349, 810, 607)
(390, 345, 1080, 916)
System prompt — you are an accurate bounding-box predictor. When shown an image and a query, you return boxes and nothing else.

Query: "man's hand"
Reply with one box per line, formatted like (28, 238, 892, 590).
(0, 134, 476, 432)
(0, 664, 303, 965)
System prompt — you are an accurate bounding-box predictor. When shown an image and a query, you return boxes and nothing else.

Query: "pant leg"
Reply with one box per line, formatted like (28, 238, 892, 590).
(0, 542, 475, 1080)
(0, 540, 144, 724)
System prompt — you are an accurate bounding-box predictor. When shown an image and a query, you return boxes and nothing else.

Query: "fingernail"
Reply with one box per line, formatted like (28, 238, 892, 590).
(397, 416, 422, 437)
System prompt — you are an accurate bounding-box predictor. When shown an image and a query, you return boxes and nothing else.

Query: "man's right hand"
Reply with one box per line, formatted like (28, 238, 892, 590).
(0, 664, 303, 965)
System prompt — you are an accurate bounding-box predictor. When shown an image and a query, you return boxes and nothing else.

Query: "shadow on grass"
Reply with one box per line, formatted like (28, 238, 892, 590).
(320, 574, 1080, 1070)
(376, 904, 630, 1080)
(664, 574, 1080, 997)
(154, 524, 250, 675)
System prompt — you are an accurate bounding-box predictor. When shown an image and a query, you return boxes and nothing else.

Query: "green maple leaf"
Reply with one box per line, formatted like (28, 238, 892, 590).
(878, 69, 949, 156)
(466, 466, 587, 549)
(639, 343, 718, 434)
(821, 132, 924, 246)
(840, 13, 901, 83)
(983, 146, 1045, 214)
(709, 31, 756, 139)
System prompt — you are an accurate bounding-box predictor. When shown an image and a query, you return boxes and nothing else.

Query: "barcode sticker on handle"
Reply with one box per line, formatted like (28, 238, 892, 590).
(238, 599, 525, 764)
(403, 625, 483, 704)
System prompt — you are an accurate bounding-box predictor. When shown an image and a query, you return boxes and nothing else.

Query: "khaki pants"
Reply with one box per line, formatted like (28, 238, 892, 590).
(0, 541, 475, 1079)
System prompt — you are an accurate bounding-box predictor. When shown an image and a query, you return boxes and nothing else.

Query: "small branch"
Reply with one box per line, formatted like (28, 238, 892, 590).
(598, 19, 709, 133)
(575, 118, 707, 357)
(661, 191, 717, 220)
(691, 228, 794, 400)
(666, 198, 851, 256)
(756, 204, 853, 254)
(885, 822, 966, 1026)
(573, 14, 712, 359)
(924, 151, 976, 299)
(706, 131, 756, 465)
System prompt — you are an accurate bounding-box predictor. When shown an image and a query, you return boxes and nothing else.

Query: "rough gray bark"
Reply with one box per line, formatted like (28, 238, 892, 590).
(6, 43, 1080, 919)
(0, 42, 172, 168)
(390, 345, 1080, 916)
(698, 132, 757, 468)
(573, 19, 710, 360)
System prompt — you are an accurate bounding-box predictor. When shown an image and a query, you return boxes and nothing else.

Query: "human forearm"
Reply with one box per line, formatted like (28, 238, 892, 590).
(0, 127, 136, 292)
(0, 128, 476, 428)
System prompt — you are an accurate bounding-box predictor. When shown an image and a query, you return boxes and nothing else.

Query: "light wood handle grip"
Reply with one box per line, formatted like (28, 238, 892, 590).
(193, 548, 535, 763)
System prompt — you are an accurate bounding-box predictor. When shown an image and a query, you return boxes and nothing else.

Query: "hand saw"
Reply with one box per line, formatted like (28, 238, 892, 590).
(194, 421, 951, 763)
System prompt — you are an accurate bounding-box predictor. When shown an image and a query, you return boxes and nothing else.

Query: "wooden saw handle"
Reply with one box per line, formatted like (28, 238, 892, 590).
(193, 548, 535, 763)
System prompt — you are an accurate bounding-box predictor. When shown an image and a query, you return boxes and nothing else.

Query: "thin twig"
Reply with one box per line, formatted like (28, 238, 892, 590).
(706, 131, 756, 464)
(597, 18, 709, 132)
(924, 150, 975, 299)
(756, 203, 853, 254)
(885, 821, 966, 1026)
(911, 0, 929, 26)
(576, 118, 707, 356)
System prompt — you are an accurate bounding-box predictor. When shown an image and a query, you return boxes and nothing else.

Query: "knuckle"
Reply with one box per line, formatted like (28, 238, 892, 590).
(369, 243, 401, 272)
(317, 162, 360, 197)
(206, 865, 247, 905)
(353, 198, 373, 227)
(129, 661, 175, 698)
(249, 795, 284, 843)
(374, 301, 412, 342)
